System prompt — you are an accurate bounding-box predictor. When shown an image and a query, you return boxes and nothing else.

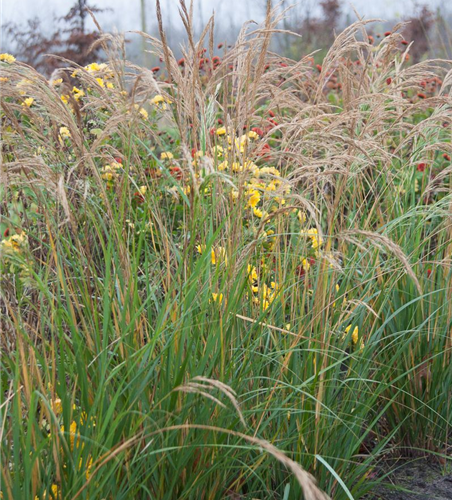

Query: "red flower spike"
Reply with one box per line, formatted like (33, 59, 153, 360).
(386, 77, 392, 85)
(401, 40, 408, 45)
(251, 127, 264, 137)
(169, 166, 183, 181)
(217, 43, 223, 49)
(417, 162, 426, 172)
(114, 157, 123, 164)
(177, 58, 185, 66)
(257, 143, 272, 161)
(3, 228, 10, 237)
(442, 153, 451, 161)
(417, 92, 426, 99)
(384, 31, 391, 36)
(427, 269, 432, 277)
(151, 66, 160, 73)
(133, 191, 145, 204)
(316, 64, 322, 72)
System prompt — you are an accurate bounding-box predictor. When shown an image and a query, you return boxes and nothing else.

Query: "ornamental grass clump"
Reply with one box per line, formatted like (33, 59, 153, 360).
(1, 3, 451, 499)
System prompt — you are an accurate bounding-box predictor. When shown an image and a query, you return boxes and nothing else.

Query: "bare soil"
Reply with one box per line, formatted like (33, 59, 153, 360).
(370, 461, 452, 500)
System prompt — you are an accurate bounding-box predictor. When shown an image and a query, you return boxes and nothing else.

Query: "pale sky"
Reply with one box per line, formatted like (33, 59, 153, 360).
(1, 0, 449, 33)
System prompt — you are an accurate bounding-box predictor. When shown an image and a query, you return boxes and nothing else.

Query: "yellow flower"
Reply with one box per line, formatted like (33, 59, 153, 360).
(160, 151, 174, 160)
(212, 145, 225, 158)
(79, 456, 93, 480)
(0, 53, 16, 63)
(61, 421, 80, 450)
(301, 228, 323, 250)
(247, 130, 259, 141)
(1, 233, 28, 254)
(100, 162, 121, 182)
(35, 484, 59, 500)
(247, 189, 261, 208)
(72, 86, 85, 101)
(52, 398, 63, 415)
(95, 77, 105, 88)
(139, 185, 147, 195)
(247, 265, 258, 282)
(22, 97, 34, 107)
(50, 78, 63, 86)
(211, 293, 224, 303)
(85, 62, 101, 72)
(210, 246, 227, 266)
(133, 104, 148, 119)
(150, 94, 172, 109)
(216, 127, 226, 136)
(253, 207, 263, 218)
(297, 210, 306, 224)
(59, 126, 71, 139)
(61, 94, 69, 104)
(345, 324, 359, 345)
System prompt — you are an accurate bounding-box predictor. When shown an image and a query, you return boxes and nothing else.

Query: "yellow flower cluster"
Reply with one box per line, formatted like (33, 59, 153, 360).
(69, 63, 115, 93)
(0, 53, 16, 63)
(133, 104, 148, 119)
(247, 265, 278, 310)
(1, 233, 28, 255)
(300, 228, 323, 250)
(343, 324, 364, 348)
(211, 292, 224, 304)
(59, 126, 71, 140)
(35, 484, 59, 500)
(22, 97, 34, 108)
(72, 86, 85, 101)
(100, 161, 122, 182)
(345, 324, 359, 344)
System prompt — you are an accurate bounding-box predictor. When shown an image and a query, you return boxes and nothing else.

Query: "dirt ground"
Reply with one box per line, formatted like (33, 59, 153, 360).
(370, 460, 452, 500)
